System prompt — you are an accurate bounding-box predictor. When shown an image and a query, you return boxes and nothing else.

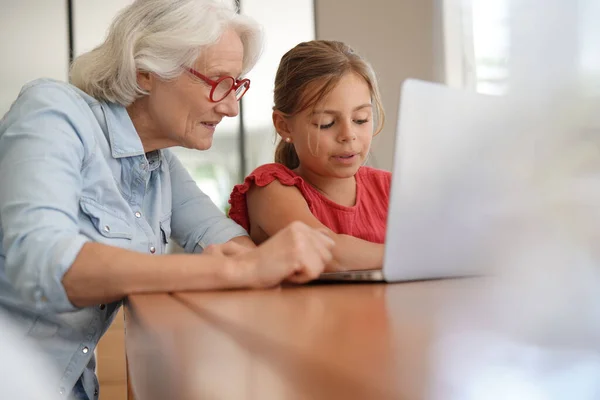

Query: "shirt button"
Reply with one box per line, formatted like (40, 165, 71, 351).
(34, 288, 46, 302)
(82, 347, 89, 354)
(149, 246, 156, 254)
(103, 225, 110, 233)
(94, 388, 99, 397)
(134, 211, 142, 218)
(99, 304, 106, 310)
(59, 387, 65, 395)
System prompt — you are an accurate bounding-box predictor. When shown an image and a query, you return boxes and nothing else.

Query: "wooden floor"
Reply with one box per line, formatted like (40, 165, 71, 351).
(97, 308, 127, 400)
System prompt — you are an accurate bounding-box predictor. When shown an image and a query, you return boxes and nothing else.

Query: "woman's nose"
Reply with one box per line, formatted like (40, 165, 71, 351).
(214, 91, 239, 117)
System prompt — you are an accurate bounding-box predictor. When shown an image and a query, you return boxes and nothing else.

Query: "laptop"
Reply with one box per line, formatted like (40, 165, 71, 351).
(318, 78, 508, 282)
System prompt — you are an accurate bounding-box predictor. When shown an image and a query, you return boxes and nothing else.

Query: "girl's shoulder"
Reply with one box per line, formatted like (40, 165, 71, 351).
(243, 163, 303, 189)
(228, 163, 311, 231)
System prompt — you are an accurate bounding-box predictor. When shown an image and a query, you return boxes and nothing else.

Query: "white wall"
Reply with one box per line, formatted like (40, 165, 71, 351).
(72, 0, 134, 56)
(0, 0, 69, 116)
(314, 0, 445, 171)
(0, 0, 137, 117)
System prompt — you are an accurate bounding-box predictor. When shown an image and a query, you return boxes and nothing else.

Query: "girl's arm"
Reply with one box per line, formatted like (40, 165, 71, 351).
(247, 181, 384, 271)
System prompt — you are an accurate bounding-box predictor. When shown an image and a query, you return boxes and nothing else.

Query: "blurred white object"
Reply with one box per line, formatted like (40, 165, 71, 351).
(429, 329, 600, 400)
(0, 311, 61, 400)
(425, 0, 600, 398)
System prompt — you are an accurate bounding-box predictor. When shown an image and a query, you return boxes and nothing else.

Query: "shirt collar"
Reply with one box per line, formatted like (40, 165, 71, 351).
(101, 102, 146, 159)
(146, 150, 162, 171)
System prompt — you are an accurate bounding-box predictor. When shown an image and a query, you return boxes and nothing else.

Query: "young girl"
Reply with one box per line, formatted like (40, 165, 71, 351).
(229, 40, 390, 271)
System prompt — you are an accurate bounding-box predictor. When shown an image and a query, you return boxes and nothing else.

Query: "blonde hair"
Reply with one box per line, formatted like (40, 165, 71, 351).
(70, 0, 262, 106)
(273, 40, 385, 169)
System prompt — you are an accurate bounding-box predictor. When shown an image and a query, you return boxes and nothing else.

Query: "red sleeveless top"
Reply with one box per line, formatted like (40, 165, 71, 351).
(228, 163, 391, 243)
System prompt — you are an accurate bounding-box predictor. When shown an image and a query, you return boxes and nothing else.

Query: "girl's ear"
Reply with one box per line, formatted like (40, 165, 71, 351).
(273, 111, 292, 140)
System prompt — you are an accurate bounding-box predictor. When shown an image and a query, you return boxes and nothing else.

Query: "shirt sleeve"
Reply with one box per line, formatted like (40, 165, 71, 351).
(0, 81, 95, 313)
(164, 151, 249, 253)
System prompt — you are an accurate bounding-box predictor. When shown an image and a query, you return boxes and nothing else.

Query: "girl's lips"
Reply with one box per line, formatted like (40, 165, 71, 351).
(332, 153, 358, 164)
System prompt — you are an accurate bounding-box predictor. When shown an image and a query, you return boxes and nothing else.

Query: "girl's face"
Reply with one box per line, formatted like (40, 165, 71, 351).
(280, 72, 374, 179)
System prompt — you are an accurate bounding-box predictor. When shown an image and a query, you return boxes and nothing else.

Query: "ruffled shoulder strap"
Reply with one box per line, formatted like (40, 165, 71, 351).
(228, 163, 309, 231)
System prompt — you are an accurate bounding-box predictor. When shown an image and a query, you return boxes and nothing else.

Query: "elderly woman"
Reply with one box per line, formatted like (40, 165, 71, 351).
(0, 0, 333, 398)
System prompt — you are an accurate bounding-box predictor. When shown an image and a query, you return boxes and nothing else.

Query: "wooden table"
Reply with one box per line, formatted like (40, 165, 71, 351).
(125, 280, 481, 400)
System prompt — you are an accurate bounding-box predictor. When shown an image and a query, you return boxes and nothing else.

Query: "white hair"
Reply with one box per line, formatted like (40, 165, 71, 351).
(69, 0, 263, 106)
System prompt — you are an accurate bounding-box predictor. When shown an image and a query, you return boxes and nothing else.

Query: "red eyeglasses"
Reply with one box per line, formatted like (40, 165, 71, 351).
(185, 67, 250, 102)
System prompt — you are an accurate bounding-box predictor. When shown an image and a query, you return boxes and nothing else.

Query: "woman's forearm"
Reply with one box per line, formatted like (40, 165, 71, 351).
(62, 222, 334, 307)
(62, 242, 249, 307)
(326, 234, 384, 272)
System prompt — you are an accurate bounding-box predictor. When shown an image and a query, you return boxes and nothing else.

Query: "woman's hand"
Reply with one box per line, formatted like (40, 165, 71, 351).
(233, 221, 335, 288)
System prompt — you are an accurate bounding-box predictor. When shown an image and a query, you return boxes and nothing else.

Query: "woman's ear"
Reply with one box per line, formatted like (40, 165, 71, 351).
(136, 70, 154, 92)
(272, 111, 292, 141)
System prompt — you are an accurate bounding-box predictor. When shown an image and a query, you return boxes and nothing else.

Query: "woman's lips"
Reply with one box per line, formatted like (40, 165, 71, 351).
(200, 121, 219, 132)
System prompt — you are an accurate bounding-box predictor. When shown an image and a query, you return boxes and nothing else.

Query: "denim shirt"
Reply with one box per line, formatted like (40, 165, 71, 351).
(0, 79, 248, 399)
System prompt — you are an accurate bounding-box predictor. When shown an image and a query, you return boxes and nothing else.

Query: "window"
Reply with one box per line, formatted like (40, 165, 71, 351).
(443, 0, 509, 95)
(73, 0, 316, 213)
(1, 1, 315, 214)
(469, 0, 509, 95)
(240, 0, 315, 174)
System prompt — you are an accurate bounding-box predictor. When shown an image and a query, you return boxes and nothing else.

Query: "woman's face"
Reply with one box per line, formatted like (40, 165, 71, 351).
(285, 72, 374, 178)
(135, 28, 244, 151)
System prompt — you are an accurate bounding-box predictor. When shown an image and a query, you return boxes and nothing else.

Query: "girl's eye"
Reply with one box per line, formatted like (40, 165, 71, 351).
(316, 121, 335, 129)
(355, 119, 370, 125)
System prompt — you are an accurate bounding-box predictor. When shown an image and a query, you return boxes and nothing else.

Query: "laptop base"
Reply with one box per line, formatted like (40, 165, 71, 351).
(316, 269, 385, 282)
